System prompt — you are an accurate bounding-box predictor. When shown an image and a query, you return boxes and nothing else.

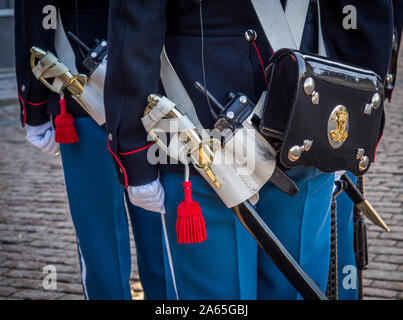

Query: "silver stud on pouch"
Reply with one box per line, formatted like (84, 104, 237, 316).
(303, 77, 319, 104)
(363, 93, 381, 115)
(288, 140, 313, 162)
(303, 77, 315, 95)
(311, 91, 320, 105)
(356, 148, 369, 172)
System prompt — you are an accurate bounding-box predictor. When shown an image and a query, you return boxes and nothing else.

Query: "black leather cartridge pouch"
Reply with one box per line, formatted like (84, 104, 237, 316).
(260, 49, 385, 176)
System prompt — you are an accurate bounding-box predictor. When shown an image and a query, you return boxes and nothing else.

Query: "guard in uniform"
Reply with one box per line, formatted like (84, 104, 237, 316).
(105, 0, 394, 299)
(14, 0, 176, 300)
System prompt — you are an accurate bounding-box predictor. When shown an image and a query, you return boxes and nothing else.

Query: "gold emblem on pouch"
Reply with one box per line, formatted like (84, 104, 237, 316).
(328, 105, 349, 148)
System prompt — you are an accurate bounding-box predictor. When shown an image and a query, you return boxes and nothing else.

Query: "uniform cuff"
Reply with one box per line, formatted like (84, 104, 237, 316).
(18, 90, 50, 127)
(108, 141, 158, 187)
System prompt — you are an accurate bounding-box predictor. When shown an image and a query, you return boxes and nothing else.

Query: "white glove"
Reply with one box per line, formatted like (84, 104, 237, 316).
(127, 179, 166, 214)
(25, 122, 60, 156)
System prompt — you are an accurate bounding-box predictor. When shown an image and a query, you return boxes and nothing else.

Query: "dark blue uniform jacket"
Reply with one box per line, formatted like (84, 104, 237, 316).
(104, 0, 395, 187)
(393, 0, 403, 46)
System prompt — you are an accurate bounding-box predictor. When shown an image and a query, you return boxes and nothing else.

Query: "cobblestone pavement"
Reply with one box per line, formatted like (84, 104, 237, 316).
(0, 72, 142, 300)
(0, 49, 402, 300)
(362, 52, 403, 300)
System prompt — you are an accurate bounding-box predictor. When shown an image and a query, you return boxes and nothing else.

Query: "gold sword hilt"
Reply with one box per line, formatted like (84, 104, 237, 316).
(146, 94, 221, 188)
(30, 46, 91, 114)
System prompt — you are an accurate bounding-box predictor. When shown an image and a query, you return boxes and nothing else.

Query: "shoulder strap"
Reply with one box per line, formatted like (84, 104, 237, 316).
(316, 0, 327, 56)
(251, 0, 327, 56)
(251, 0, 310, 51)
(284, 0, 311, 50)
(160, 48, 204, 132)
(55, 10, 78, 74)
(251, 0, 298, 50)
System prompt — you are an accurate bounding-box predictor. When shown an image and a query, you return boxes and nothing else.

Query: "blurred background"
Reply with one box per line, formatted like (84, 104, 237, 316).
(0, 1, 402, 300)
(0, 0, 15, 70)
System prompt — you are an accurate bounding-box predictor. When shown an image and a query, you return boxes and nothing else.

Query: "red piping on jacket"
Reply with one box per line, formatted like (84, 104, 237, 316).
(388, 86, 395, 102)
(27, 100, 48, 106)
(17, 91, 26, 127)
(373, 132, 383, 162)
(118, 142, 155, 155)
(107, 140, 128, 188)
(252, 41, 269, 88)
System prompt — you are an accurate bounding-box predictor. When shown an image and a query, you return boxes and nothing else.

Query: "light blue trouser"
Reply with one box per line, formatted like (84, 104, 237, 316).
(336, 173, 359, 300)
(160, 167, 334, 300)
(60, 117, 174, 300)
(257, 167, 333, 300)
(161, 172, 258, 300)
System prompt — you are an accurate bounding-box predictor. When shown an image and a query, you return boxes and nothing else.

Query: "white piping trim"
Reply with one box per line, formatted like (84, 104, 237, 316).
(77, 240, 89, 300)
(161, 214, 179, 300)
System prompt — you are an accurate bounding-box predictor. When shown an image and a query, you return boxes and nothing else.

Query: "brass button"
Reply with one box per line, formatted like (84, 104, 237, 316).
(108, 133, 113, 141)
(21, 85, 26, 92)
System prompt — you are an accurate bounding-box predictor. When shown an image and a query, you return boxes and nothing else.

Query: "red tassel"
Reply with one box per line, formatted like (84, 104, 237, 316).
(176, 181, 207, 244)
(55, 98, 78, 144)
